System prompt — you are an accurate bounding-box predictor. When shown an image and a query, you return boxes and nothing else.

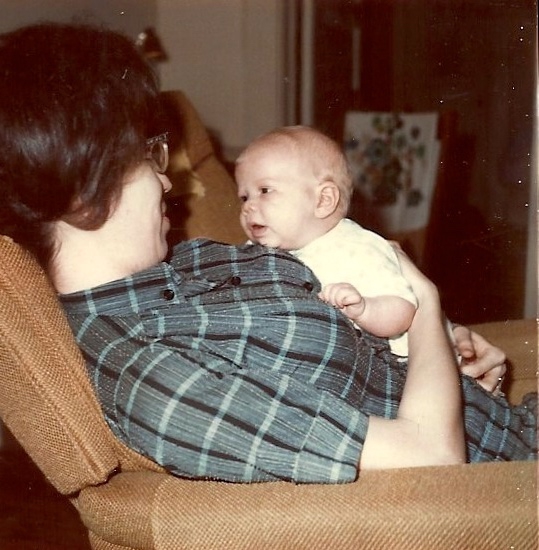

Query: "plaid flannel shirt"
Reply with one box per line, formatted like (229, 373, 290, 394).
(61, 240, 537, 483)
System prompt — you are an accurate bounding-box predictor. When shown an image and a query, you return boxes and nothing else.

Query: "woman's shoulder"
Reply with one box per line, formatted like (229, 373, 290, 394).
(170, 237, 294, 261)
(169, 238, 317, 281)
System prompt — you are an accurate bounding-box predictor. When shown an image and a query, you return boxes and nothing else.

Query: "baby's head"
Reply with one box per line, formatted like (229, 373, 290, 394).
(235, 126, 353, 250)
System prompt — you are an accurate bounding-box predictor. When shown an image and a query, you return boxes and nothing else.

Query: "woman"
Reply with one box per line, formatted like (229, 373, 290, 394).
(0, 23, 535, 483)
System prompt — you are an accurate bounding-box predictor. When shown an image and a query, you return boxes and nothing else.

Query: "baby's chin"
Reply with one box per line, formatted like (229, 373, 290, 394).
(250, 235, 280, 249)
(247, 228, 297, 250)
(256, 238, 297, 252)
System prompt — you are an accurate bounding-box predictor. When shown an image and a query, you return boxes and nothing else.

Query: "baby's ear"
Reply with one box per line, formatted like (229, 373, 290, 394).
(315, 181, 340, 218)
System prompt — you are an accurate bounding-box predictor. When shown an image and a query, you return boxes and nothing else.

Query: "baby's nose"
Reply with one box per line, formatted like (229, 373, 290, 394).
(242, 197, 256, 212)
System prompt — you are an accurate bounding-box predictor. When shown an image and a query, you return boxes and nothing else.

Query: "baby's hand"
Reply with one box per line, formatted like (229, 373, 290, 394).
(319, 283, 366, 320)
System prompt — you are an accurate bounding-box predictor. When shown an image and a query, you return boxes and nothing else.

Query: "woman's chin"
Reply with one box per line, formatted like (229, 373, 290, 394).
(160, 221, 171, 256)
(163, 214, 171, 231)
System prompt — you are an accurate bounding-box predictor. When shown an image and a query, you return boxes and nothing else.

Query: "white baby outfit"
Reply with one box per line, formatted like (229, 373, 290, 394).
(291, 218, 417, 358)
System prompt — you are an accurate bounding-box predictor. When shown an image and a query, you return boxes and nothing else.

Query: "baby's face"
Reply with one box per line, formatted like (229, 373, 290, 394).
(235, 145, 319, 250)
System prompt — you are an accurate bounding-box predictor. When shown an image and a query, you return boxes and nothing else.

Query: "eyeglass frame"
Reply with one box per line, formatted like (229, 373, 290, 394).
(145, 132, 169, 174)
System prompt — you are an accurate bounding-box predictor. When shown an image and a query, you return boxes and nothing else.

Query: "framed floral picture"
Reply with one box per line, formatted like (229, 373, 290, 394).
(344, 112, 440, 234)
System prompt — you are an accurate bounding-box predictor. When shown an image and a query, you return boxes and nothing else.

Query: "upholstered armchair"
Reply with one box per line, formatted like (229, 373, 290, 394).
(0, 91, 536, 549)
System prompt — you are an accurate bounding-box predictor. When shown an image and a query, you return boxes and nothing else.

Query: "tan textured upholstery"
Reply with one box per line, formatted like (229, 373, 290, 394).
(0, 91, 537, 549)
(78, 462, 537, 550)
(159, 90, 245, 245)
(0, 235, 118, 494)
(0, 235, 164, 493)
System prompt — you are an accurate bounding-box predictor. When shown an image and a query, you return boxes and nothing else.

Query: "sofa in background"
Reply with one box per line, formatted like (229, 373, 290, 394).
(0, 90, 536, 550)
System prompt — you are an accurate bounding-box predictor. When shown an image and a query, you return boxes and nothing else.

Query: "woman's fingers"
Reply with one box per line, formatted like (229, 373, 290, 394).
(455, 326, 507, 394)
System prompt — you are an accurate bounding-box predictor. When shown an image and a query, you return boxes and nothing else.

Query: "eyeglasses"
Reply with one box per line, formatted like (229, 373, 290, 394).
(145, 133, 169, 173)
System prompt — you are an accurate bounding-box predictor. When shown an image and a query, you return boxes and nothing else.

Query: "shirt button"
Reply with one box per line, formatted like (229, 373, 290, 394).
(303, 281, 314, 292)
(163, 289, 175, 301)
(229, 276, 242, 286)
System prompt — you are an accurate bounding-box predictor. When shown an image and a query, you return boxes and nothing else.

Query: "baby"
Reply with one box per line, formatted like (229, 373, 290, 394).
(235, 125, 417, 359)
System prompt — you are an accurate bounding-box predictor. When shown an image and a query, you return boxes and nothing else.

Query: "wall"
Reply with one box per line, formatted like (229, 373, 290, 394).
(0, 0, 155, 38)
(1, 1, 287, 157)
(307, 0, 537, 322)
(157, 0, 287, 158)
(389, 1, 537, 322)
(391, 1, 535, 230)
(525, 81, 538, 319)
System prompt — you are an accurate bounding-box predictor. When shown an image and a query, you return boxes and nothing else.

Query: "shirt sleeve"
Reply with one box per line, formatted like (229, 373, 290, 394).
(109, 342, 368, 484)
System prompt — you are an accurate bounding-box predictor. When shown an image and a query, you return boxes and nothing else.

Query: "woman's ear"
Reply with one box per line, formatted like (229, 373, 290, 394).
(315, 181, 340, 219)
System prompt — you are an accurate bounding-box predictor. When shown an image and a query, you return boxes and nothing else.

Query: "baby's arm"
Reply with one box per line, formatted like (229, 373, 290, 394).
(319, 282, 416, 337)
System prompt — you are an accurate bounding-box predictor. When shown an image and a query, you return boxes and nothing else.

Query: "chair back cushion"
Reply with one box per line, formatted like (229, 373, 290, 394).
(0, 235, 119, 494)
(159, 90, 246, 244)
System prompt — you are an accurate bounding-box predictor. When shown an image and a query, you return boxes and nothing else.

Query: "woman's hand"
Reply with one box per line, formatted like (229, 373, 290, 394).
(452, 325, 507, 395)
(391, 242, 507, 396)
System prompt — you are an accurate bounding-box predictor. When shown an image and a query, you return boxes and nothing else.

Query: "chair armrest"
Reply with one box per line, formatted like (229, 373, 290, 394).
(77, 471, 164, 548)
(78, 462, 536, 549)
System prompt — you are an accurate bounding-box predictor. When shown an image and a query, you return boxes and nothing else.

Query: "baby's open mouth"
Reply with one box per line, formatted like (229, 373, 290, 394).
(249, 224, 266, 237)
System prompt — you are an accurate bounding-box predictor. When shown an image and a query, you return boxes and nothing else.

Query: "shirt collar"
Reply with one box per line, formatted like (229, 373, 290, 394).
(59, 261, 182, 315)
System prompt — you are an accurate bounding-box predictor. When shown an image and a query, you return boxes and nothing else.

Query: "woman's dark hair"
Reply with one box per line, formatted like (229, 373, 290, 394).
(0, 23, 163, 269)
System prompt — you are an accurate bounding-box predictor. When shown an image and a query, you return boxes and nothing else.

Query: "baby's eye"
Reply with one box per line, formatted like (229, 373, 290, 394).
(260, 187, 271, 194)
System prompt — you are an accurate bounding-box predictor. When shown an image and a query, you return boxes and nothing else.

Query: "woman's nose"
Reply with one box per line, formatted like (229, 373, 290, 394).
(160, 173, 173, 194)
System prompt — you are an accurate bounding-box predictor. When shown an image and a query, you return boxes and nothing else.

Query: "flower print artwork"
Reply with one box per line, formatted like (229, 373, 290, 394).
(344, 112, 440, 234)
